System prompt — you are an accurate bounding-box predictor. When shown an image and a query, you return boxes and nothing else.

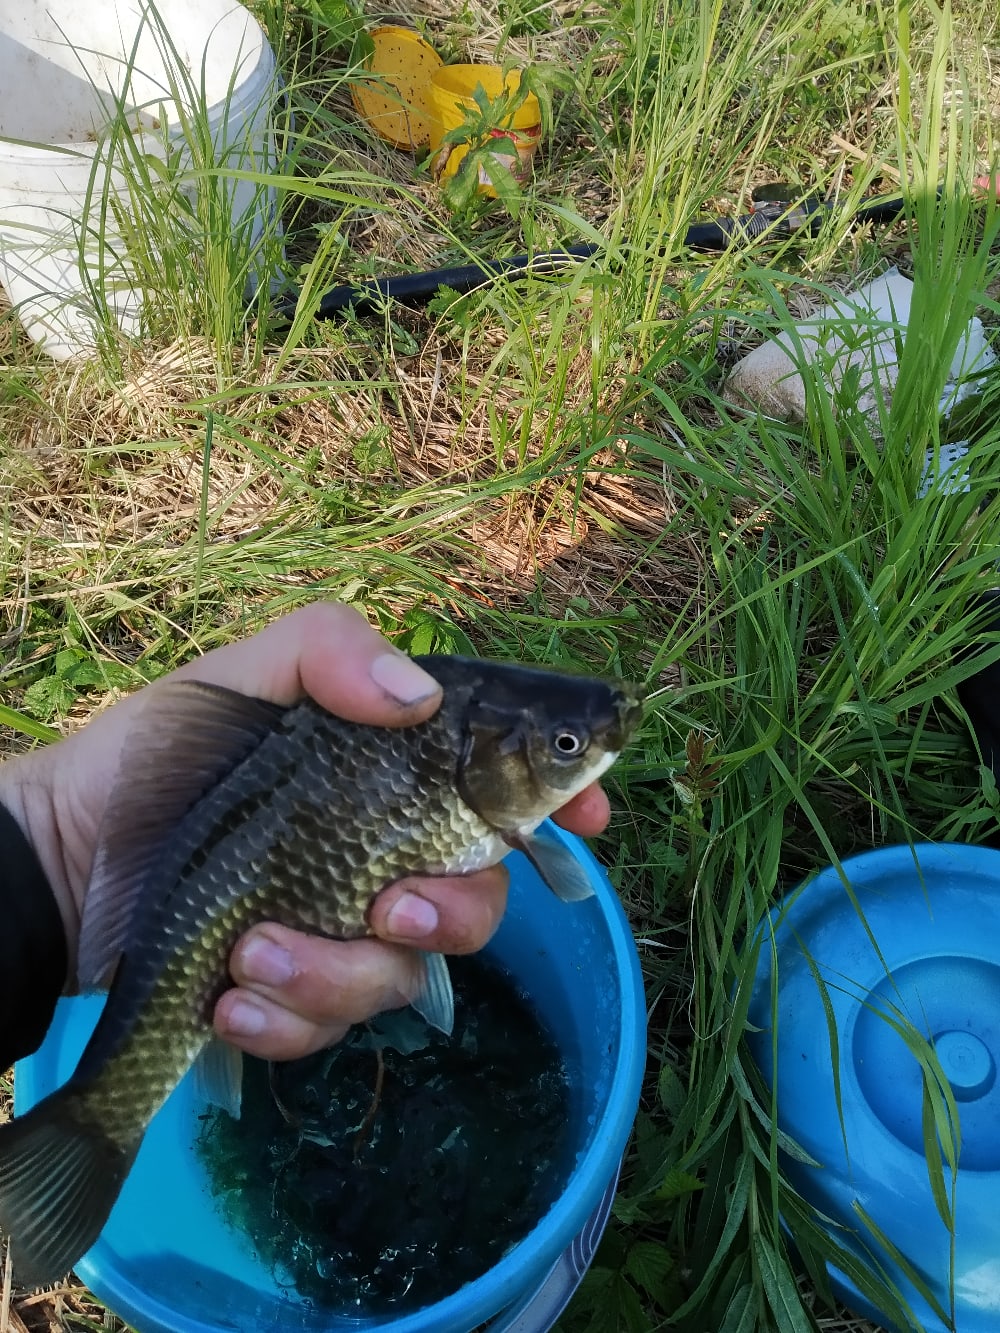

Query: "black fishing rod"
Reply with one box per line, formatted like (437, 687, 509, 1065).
(296, 188, 910, 320)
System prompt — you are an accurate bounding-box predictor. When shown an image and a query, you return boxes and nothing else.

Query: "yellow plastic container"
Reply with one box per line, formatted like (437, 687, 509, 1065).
(350, 25, 443, 149)
(428, 66, 541, 195)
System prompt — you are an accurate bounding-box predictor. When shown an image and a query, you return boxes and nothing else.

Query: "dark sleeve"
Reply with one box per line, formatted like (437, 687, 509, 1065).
(956, 589, 1000, 849)
(0, 802, 69, 1070)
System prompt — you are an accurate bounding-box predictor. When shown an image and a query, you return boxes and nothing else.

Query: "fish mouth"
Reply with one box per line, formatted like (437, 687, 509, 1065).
(607, 683, 645, 750)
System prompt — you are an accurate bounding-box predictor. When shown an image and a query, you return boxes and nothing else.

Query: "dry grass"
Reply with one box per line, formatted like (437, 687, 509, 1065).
(0, 303, 700, 757)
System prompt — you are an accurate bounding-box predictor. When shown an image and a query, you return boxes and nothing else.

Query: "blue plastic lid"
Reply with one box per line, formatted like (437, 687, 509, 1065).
(746, 842, 1000, 1332)
(16, 824, 646, 1333)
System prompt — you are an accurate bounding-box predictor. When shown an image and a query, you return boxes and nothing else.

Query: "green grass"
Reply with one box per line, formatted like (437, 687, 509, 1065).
(2, 0, 1000, 1329)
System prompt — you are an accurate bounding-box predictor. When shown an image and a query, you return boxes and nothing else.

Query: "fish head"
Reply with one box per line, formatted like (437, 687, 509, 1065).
(420, 657, 644, 831)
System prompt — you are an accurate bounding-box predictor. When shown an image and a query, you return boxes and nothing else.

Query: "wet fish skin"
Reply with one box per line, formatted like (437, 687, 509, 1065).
(0, 655, 644, 1289)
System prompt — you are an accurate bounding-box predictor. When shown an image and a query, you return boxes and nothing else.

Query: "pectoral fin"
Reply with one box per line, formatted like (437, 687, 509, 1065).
(192, 1037, 245, 1119)
(410, 951, 454, 1035)
(506, 827, 595, 902)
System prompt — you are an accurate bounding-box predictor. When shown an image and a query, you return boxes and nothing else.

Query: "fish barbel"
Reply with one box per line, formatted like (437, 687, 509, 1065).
(0, 654, 643, 1288)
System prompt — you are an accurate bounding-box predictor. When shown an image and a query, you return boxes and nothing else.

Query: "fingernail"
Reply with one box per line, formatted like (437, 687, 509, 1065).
(370, 651, 440, 706)
(385, 891, 439, 939)
(241, 936, 296, 987)
(225, 998, 267, 1037)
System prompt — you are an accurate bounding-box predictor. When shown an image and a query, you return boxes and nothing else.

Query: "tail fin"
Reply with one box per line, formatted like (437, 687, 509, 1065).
(0, 1090, 134, 1289)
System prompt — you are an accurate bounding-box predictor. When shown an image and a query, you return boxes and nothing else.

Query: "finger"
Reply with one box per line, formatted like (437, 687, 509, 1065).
(227, 926, 417, 1024)
(217, 928, 422, 1060)
(551, 783, 611, 837)
(370, 865, 509, 954)
(214, 990, 353, 1061)
(171, 602, 442, 722)
(218, 861, 509, 1059)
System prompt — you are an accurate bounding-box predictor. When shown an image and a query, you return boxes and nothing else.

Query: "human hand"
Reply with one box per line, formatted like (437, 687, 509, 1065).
(0, 603, 611, 1061)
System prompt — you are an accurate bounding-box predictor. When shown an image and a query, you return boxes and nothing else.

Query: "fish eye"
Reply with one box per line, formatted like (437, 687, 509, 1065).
(551, 728, 588, 758)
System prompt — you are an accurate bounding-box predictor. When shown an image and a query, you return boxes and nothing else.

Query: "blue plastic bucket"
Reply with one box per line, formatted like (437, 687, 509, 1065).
(746, 842, 1000, 1332)
(16, 822, 646, 1333)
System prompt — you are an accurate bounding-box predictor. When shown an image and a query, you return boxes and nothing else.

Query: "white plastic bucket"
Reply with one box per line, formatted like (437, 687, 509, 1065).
(0, 0, 279, 359)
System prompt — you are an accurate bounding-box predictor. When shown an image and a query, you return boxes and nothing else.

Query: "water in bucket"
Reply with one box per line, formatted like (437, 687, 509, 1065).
(196, 953, 574, 1317)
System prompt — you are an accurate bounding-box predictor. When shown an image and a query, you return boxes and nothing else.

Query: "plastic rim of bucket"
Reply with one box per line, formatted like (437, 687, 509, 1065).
(0, 0, 279, 360)
(15, 822, 647, 1333)
(349, 25, 444, 149)
(427, 65, 541, 191)
(745, 842, 1000, 1332)
(483, 1164, 622, 1332)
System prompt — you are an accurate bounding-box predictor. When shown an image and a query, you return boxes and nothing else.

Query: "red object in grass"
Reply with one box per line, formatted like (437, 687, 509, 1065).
(973, 174, 1000, 198)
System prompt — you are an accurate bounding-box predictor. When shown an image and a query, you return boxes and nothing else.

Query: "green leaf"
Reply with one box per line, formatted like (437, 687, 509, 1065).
(616, 1273, 654, 1333)
(780, 1188, 917, 1331)
(401, 614, 443, 657)
(852, 1201, 954, 1327)
(556, 1267, 652, 1333)
(719, 1282, 760, 1333)
(54, 646, 84, 676)
(753, 1234, 813, 1333)
(671, 1151, 752, 1319)
(0, 704, 60, 743)
(624, 1240, 674, 1298)
(654, 1166, 704, 1201)
(21, 675, 77, 722)
(555, 1265, 616, 1333)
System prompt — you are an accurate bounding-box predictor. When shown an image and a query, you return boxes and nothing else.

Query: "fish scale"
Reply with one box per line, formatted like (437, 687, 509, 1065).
(77, 702, 499, 1127)
(0, 653, 644, 1290)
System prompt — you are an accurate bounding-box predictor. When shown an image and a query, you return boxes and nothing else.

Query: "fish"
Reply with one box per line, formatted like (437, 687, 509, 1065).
(0, 654, 643, 1289)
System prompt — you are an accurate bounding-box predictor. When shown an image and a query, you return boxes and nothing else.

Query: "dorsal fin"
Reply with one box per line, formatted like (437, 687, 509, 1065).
(76, 681, 286, 988)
